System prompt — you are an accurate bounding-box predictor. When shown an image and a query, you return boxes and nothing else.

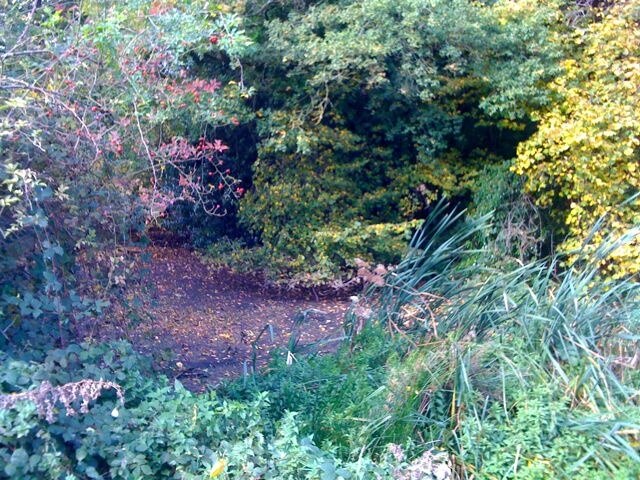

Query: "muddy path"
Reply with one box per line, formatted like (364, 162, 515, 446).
(120, 247, 350, 391)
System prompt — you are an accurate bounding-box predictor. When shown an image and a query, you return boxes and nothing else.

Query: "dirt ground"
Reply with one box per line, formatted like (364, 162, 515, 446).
(119, 247, 350, 391)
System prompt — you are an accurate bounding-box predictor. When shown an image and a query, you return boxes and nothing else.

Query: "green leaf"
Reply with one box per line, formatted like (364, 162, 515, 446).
(174, 378, 186, 393)
(76, 447, 88, 462)
(85, 466, 103, 479)
(10, 448, 29, 468)
(320, 461, 336, 480)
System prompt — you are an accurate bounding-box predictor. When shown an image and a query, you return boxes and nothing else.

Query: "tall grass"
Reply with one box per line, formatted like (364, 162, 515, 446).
(225, 203, 639, 477)
(356, 202, 640, 476)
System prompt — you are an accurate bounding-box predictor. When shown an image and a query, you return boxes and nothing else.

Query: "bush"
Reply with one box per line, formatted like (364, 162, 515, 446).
(220, 324, 400, 455)
(514, 2, 640, 278)
(361, 204, 640, 476)
(205, 221, 420, 287)
(0, 342, 451, 480)
(220, 204, 640, 477)
(0, 0, 251, 343)
(460, 385, 640, 479)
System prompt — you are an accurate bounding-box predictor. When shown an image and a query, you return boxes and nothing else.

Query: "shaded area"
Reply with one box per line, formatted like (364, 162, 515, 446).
(125, 247, 349, 391)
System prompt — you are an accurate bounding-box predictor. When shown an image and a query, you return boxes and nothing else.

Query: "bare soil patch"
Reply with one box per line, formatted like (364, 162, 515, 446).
(120, 247, 349, 391)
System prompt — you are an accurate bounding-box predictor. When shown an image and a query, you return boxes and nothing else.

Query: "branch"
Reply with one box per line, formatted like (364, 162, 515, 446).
(3, 0, 41, 60)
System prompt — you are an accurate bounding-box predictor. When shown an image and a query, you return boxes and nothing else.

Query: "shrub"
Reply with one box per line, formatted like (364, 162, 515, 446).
(0, 0, 251, 343)
(471, 161, 546, 261)
(0, 341, 451, 480)
(219, 202, 640, 478)
(514, 2, 640, 278)
(359, 203, 640, 476)
(219, 324, 399, 454)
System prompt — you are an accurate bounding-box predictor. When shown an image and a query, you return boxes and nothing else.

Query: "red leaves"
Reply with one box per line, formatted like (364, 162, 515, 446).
(191, 78, 222, 94)
(138, 187, 177, 218)
(151, 134, 244, 218)
(162, 79, 222, 98)
(158, 137, 229, 163)
(108, 131, 123, 156)
(149, 0, 174, 16)
(159, 138, 194, 161)
(212, 139, 229, 153)
(157, 78, 223, 107)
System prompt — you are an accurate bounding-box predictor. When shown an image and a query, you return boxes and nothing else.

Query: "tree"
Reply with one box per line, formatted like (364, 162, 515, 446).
(514, 1, 640, 277)
(0, 0, 251, 339)
(236, 0, 562, 278)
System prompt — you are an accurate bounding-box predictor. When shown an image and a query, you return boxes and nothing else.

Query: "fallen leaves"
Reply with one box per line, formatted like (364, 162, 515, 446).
(124, 247, 349, 391)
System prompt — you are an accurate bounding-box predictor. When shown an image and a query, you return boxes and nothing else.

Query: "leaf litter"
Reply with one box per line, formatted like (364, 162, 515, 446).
(109, 247, 349, 391)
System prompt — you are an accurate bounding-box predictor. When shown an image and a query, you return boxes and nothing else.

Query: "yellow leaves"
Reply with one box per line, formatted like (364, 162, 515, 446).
(493, 0, 538, 18)
(513, 1, 640, 277)
(4, 97, 30, 109)
(209, 458, 227, 478)
(497, 118, 527, 130)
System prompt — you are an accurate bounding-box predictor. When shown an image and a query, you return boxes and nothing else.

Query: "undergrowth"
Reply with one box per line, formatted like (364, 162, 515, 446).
(223, 203, 640, 478)
(1, 205, 639, 479)
(0, 342, 449, 479)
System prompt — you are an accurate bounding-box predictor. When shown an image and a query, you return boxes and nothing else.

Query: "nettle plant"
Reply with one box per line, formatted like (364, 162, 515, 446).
(0, 0, 253, 341)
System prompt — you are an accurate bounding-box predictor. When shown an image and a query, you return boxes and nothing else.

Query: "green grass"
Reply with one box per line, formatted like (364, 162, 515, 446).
(225, 202, 640, 478)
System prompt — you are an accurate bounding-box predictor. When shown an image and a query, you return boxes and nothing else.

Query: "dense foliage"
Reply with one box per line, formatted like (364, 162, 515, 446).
(233, 0, 563, 280)
(224, 207, 640, 478)
(0, 342, 452, 479)
(1, 0, 250, 340)
(2, 209, 639, 478)
(1, 0, 639, 479)
(4, 0, 636, 285)
(515, 1, 640, 277)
